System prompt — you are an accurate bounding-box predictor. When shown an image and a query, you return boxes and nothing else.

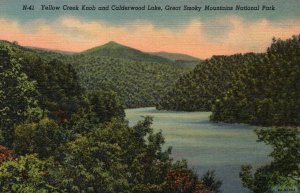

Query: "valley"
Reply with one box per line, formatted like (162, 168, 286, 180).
(0, 35, 299, 193)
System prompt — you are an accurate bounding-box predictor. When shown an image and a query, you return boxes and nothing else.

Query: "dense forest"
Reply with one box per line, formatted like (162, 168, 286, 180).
(211, 36, 300, 126)
(0, 41, 221, 193)
(157, 53, 257, 111)
(158, 35, 300, 127)
(71, 55, 187, 108)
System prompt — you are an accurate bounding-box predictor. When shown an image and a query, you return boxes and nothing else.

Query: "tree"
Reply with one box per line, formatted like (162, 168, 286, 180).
(0, 47, 38, 147)
(33, 118, 64, 158)
(13, 122, 37, 155)
(54, 119, 131, 193)
(17, 51, 86, 122)
(68, 89, 125, 134)
(240, 127, 300, 193)
(0, 154, 59, 193)
(164, 160, 200, 193)
(13, 118, 64, 158)
(201, 170, 222, 193)
(88, 89, 125, 123)
(54, 118, 173, 193)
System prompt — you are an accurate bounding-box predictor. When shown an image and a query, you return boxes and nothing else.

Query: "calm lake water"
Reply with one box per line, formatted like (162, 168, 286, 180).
(126, 107, 272, 193)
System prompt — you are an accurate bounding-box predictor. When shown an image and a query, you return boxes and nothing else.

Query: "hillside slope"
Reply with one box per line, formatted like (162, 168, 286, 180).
(157, 53, 253, 111)
(81, 41, 173, 64)
(71, 54, 188, 108)
(158, 35, 300, 126)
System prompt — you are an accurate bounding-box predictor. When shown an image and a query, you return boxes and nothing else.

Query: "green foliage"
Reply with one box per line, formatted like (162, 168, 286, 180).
(157, 53, 252, 111)
(0, 47, 38, 146)
(2, 115, 215, 193)
(211, 35, 300, 126)
(33, 118, 65, 158)
(0, 154, 59, 193)
(0, 40, 86, 127)
(53, 117, 173, 193)
(20, 56, 86, 121)
(88, 89, 125, 123)
(14, 122, 37, 155)
(68, 89, 125, 134)
(240, 127, 300, 193)
(54, 119, 129, 193)
(13, 118, 64, 158)
(128, 117, 172, 192)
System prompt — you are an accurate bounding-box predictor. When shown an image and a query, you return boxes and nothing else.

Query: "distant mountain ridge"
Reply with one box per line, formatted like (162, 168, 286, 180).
(149, 51, 201, 62)
(1, 40, 201, 67)
(25, 46, 76, 55)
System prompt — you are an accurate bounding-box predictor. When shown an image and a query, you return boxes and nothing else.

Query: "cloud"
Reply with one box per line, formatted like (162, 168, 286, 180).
(0, 16, 299, 58)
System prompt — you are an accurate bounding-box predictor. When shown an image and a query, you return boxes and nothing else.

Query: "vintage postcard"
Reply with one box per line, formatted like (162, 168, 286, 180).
(0, 0, 299, 193)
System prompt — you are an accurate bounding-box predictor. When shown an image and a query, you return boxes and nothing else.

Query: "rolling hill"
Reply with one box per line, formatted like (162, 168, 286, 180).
(81, 41, 173, 64)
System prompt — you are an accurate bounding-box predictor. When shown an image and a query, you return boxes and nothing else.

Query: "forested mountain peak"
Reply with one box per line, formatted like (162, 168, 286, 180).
(80, 41, 173, 64)
(101, 41, 127, 49)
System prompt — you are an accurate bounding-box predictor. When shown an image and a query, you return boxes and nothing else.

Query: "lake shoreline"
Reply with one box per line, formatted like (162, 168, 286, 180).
(126, 107, 271, 193)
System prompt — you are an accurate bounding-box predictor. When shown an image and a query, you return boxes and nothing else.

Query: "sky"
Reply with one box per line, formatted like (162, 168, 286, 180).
(0, 0, 299, 58)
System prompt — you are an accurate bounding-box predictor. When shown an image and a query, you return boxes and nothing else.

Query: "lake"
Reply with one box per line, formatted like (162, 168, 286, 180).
(125, 107, 272, 193)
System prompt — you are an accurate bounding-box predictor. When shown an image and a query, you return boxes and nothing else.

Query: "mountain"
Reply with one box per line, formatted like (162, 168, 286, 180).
(81, 41, 173, 64)
(149, 51, 201, 62)
(2, 40, 200, 68)
(0, 40, 191, 108)
(149, 51, 202, 69)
